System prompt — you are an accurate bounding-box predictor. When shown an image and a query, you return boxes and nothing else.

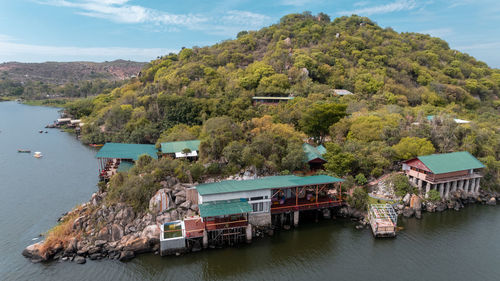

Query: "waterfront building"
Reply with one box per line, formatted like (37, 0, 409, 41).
(402, 151, 485, 199)
(302, 143, 327, 170)
(195, 175, 343, 231)
(95, 143, 158, 180)
(160, 140, 200, 160)
(252, 96, 294, 105)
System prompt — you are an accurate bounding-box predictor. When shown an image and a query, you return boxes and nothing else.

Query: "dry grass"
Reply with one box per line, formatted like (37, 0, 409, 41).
(38, 206, 85, 257)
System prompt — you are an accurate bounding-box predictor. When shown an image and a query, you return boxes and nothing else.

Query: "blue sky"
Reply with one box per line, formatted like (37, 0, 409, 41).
(0, 0, 499, 68)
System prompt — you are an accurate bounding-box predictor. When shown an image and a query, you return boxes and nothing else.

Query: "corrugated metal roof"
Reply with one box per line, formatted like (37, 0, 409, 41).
(303, 143, 326, 163)
(199, 200, 253, 217)
(96, 143, 158, 160)
(160, 140, 200, 154)
(197, 175, 343, 196)
(418, 151, 485, 174)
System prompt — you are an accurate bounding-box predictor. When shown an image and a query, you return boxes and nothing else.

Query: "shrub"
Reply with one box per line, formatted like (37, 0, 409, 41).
(389, 174, 413, 197)
(355, 173, 368, 185)
(348, 187, 368, 210)
(427, 189, 441, 202)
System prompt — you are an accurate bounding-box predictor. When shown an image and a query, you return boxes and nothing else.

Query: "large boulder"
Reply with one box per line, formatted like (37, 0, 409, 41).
(64, 237, 78, 255)
(74, 256, 86, 264)
(410, 195, 422, 211)
(403, 193, 411, 206)
(142, 225, 161, 241)
(149, 188, 174, 214)
(115, 207, 135, 226)
(179, 200, 191, 210)
(123, 237, 150, 254)
(119, 250, 135, 261)
(402, 207, 415, 218)
(111, 224, 124, 241)
(22, 242, 47, 262)
(96, 226, 110, 241)
(175, 196, 186, 205)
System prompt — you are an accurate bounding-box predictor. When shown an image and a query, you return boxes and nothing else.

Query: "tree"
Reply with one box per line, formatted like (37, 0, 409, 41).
(348, 187, 368, 210)
(388, 174, 413, 197)
(300, 102, 347, 142)
(392, 137, 435, 160)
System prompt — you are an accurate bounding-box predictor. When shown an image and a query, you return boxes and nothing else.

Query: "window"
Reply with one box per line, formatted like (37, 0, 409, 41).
(252, 202, 267, 213)
(250, 196, 263, 201)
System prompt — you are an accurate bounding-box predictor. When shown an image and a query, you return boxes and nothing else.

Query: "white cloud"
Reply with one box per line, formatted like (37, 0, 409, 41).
(38, 0, 270, 35)
(339, 0, 417, 16)
(0, 39, 175, 62)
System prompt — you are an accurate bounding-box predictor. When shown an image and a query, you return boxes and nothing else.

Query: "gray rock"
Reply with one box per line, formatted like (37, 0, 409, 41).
(436, 202, 447, 212)
(175, 196, 186, 205)
(174, 189, 186, 198)
(487, 197, 497, 206)
(403, 193, 411, 205)
(402, 207, 415, 218)
(111, 224, 124, 241)
(179, 200, 191, 210)
(170, 210, 179, 221)
(74, 256, 86, 264)
(190, 204, 198, 211)
(89, 253, 101, 260)
(94, 240, 107, 247)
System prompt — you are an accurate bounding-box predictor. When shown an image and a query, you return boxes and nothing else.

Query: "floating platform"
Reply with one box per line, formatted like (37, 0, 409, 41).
(368, 204, 397, 238)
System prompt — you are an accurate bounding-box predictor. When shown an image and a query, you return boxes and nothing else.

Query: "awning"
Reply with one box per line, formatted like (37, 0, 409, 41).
(199, 200, 253, 218)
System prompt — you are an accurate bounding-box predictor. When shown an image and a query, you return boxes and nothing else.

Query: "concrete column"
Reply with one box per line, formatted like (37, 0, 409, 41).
(246, 224, 252, 243)
(475, 178, 481, 193)
(458, 180, 464, 191)
(438, 183, 444, 198)
(465, 179, 470, 193)
(202, 230, 208, 249)
(293, 211, 299, 227)
(418, 180, 423, 192)
(425, 182, 431, 194)
(451, 180, 457, 193)
(444, 182, 450, 199)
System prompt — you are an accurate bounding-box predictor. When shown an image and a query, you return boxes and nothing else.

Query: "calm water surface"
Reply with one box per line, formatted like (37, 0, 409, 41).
(1, 101, 499, 281)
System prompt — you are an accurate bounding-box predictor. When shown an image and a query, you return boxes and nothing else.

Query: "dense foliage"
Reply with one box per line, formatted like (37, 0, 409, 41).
(66, 13, 499, 190)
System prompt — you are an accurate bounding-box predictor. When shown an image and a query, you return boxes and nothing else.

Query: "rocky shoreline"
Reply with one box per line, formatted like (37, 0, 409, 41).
(22, 177, 499, 264)
(22, 176, 199, 264)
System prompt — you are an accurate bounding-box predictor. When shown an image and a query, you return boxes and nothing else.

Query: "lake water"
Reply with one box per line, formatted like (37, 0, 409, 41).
(1, 101, 499, 281)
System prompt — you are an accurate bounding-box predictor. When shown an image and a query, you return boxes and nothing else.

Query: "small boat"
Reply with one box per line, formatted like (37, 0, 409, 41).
(18, 149, 31, 153)
(39, 130, 43, 133)
(89, 144, 104, 147)
(33, 152, 43, 158)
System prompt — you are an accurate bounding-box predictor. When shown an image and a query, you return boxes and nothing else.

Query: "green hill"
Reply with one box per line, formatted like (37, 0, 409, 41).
(68, 13, 500, 191)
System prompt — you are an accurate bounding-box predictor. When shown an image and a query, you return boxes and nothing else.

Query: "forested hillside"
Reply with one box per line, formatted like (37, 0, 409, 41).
(0, 60, 145, 99)
(68, 13, 500, 190)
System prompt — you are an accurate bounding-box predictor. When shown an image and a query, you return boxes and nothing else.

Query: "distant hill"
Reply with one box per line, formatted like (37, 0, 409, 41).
(0, 60, 146, 84)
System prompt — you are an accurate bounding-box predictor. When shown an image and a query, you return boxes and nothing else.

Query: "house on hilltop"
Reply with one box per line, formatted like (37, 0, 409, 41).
(402, 151, 485, 199)
(303, 143, 327, 170)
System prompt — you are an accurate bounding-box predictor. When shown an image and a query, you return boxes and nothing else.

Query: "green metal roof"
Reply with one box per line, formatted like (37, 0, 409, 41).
(160, 140, 201, 154)
(303, 143, 326, 163)
(197, 175, 343, 196)
(96, 143, 158, 160)
(199, 200, 253, 217)
(117, 161, 134, 173)
(418, 151, 485, 174)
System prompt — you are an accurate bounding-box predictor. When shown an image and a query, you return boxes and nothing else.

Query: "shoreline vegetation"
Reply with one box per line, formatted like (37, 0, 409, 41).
(20, 12, 500, 264)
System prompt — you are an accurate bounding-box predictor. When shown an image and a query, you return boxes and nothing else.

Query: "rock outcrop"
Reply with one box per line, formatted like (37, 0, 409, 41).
(22, 178, 200, 264)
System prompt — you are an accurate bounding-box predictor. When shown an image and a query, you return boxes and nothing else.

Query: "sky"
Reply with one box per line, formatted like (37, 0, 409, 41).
(0, 0, 499, 68)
